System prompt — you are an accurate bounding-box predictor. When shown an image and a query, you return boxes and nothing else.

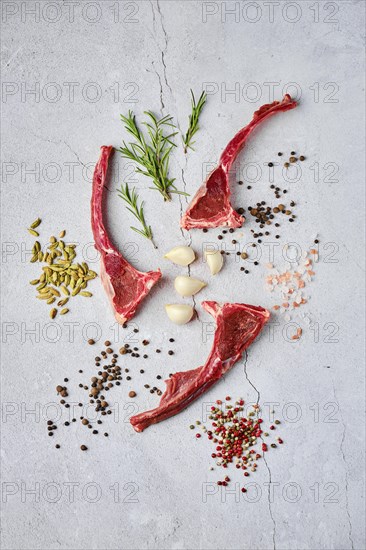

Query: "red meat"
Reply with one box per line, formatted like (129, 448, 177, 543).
(181, 94, 297, 229)
(130, 301, 270, 432)
(91, 146, 161, 324)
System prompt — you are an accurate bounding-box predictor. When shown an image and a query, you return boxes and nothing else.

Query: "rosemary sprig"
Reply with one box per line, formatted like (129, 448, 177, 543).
(119, 111, 188, 202)
(117, 182, 157, 249)
(183, 90, 207, 153)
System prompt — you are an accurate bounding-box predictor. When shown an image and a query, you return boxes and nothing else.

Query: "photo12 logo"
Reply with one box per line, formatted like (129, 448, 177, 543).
(202, 2, 340, 25)
(1, 81, 139, 104)
(201, 159, 340, 184)
(1, 480, 139, 504)
(1, 2, 140, 24)
(199, 399, 341, 425)
(1, 399, 140, 425)
(202, 81, 340, 104)
(1, 318, 143, 345)
(201, 480, 341, 504)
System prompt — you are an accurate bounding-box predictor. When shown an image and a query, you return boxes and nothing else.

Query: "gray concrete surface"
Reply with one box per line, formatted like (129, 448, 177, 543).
(1, 1, 365, 549)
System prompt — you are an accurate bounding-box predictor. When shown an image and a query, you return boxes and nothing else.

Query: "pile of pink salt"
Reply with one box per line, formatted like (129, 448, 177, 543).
(265, 242, 319, 339)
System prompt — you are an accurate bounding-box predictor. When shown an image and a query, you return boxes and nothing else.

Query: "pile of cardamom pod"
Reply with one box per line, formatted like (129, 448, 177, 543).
(28, 218, 97, 319)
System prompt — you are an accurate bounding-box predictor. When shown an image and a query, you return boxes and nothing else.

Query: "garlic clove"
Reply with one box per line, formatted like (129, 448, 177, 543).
(174, 275, 206, 297)
(205, 249, 224, 275)
(164, 246, 195, 267)
(165, 304, 194, 325)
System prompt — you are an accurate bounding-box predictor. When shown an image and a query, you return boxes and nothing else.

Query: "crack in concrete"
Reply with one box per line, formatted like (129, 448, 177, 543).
(243, 351, 277, 550)
(156, 0, 173, 98)
(1, 46, 22, 72)
(243, 350, 259, 403)
(148, 0, 173, 114)
(342, 243, 365, 273)
(261, 449, 277, 550)
(191, 290, 200, 324)
(149, 0, 156, 33)
(178, 193, 185, 241)
(62, 140, 86, 167)
(178, 165, 192, 245)
(150, 60, 165, 112)
(17, 127, 87, 168)
(333, 383, 354, 549)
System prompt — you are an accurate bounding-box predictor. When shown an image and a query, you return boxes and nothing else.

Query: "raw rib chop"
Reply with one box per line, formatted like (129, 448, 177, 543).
(91, 146, 161, 324)
(181, 94, 297, 230)
(130, 301, 270, 432)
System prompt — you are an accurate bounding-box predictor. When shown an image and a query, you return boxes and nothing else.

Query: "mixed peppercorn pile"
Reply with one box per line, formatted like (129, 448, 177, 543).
(47, 329, 176, 451)
(191, 397, 283, 491)
(201, 150, 307, 275)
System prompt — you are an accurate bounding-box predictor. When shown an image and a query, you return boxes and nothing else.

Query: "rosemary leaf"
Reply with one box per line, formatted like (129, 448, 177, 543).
(183, 90, 207, 153)
(117, 183, 157, 248)
(118, 111, 187, 201)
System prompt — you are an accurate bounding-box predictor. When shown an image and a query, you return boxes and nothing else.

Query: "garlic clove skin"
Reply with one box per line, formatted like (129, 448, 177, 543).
(164, 246, 195, 267)
(205, 249, 224, 275)
(165, 304, 194, 325)
(174, 275, 207, 297)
